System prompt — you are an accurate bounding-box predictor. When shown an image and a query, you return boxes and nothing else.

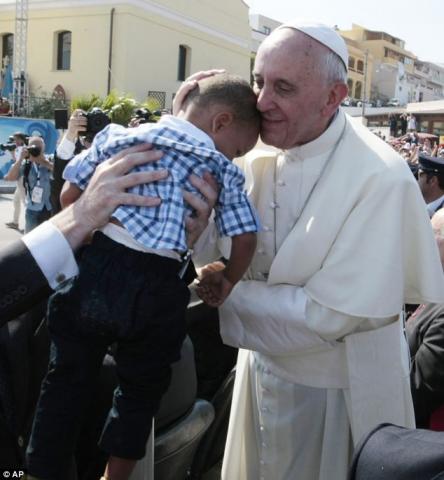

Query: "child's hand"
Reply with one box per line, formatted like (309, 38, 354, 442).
(196, 270, 234, 307)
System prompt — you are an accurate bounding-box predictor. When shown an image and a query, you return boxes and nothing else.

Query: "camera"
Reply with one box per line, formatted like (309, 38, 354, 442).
(132, 108, 160, 124)
(0, 142, 16, 151)
(27, 144, 41, 157)
(80, 108, 111, 141)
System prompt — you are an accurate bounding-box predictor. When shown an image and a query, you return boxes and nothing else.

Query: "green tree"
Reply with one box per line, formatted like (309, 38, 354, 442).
(70, 90, 143, 126)
(70, 93, 103, 112)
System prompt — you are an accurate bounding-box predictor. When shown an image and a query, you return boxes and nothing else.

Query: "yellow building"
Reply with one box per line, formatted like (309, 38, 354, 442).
(0, 0, 251, 107)
(340, 24, 416, 105)
(341, 36, 373, 102)
(341, 24, 416, 74)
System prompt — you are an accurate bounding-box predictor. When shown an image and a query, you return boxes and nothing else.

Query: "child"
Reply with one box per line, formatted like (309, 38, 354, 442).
(27, 74, 260, 480)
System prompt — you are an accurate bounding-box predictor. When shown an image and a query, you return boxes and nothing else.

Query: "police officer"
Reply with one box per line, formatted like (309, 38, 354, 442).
(418, 152, 444, 217)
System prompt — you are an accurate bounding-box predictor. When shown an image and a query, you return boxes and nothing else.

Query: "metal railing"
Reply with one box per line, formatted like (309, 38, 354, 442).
(2, 94, 68, 119)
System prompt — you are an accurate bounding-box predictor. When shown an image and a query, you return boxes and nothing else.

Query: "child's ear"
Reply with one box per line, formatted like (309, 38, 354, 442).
(211, 111, 234, 133)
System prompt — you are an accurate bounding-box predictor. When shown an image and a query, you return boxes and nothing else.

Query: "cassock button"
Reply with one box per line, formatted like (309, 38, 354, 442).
(269, 201, 279, 209)
(262, 226, 271, 232)
(277, 179, 286, 186)
(257, 249, 265, 255)
(18, 435, 24, 447)
(56, 273, 66, 284)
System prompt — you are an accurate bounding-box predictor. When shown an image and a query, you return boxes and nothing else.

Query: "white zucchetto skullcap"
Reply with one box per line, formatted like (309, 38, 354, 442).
(276, 20, 349, 70)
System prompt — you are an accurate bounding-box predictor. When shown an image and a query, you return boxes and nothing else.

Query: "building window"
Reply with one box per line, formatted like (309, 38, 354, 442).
(419, 120, 429, 133)
(178, 44, 190, 81)
(2, 33, 13, 63)
(347, 78, 353, 95)
(348, 57, 355, 71)
(355, 81, 362, 99)
(263, 26, 271, 35)
(357, 60, 364, 73)
(56, 31, 71, 70)
(432, 121, 444, 136)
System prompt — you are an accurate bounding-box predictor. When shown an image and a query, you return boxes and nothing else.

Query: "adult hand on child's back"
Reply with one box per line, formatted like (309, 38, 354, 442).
(53, 144, 167, 249)
(183, 171, 219, 248)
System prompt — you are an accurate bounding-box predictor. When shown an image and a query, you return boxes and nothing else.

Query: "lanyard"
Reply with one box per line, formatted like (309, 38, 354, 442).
(32, 163, 41, 185)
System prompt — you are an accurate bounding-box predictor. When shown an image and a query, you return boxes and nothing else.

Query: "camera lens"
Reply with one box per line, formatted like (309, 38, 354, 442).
(27, 145, 41, 157)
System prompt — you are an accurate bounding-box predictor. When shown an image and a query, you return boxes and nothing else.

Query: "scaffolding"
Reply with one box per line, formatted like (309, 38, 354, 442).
(12, 0, 28, 116)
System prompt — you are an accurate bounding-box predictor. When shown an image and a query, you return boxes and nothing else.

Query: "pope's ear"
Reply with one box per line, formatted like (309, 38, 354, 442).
(322, 82, 348, 116)
(211, 111, 234, 133)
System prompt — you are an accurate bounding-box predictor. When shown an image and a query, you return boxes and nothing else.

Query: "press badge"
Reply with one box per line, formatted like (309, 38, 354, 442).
(31, 185, 43, 203)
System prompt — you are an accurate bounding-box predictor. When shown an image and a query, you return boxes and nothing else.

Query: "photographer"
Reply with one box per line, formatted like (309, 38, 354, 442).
(4, 132, 27, 230)
(56, 109, 88, 159)
(52, 108, 110, 214)
(128, 107, 158, 128)
(6, 136, 53, 232)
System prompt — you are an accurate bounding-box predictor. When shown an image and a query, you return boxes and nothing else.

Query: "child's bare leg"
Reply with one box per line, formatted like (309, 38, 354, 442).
(102, 456, 137, 480)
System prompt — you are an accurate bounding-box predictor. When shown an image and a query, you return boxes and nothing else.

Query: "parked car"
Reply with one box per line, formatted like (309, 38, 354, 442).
(357, 100, 373, 108)
(387, 98, 400, 107)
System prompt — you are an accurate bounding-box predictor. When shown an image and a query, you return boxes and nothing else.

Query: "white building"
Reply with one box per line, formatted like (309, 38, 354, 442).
(249, 13, 281, 54)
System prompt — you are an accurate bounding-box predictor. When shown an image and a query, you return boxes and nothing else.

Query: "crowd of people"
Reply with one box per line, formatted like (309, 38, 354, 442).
(389, 132, 443, 166)
(1, 18, 444, 480)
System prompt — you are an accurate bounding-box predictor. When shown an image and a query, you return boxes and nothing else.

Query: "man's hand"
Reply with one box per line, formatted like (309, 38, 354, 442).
(51, 144, 166, 250)
(183, 171, 219, 248)
(66, 109, 88, 142)
(172, 69, 225, 115)
(128, 117, 143, 128)
(19, 147, 27, 161)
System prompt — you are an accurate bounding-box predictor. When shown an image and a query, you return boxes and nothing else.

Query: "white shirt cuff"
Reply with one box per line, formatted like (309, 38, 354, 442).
(22, 220, 79, 289)
(56, 137, 76, 160)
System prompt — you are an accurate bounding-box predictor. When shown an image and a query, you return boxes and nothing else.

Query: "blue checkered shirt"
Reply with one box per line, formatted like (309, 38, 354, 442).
(63, 115, 259, 252)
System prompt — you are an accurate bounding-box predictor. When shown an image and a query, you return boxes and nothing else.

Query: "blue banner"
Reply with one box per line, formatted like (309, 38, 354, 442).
(0, 117, 59, 161)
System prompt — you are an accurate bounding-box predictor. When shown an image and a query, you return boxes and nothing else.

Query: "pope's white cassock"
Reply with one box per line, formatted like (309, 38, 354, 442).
(193, 109, 444, 480)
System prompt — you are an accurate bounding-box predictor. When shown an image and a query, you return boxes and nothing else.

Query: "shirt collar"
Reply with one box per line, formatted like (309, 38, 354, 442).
(285, 108, 346, 159)
(156, 115, 216, 150)
(427, 193, 444, 216)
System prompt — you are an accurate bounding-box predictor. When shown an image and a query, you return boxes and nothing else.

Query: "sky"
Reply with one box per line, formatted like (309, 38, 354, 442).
(246, 0, 444, 65)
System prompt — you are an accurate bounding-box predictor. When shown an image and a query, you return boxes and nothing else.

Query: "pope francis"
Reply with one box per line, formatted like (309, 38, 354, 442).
(191, 20, 444, 480)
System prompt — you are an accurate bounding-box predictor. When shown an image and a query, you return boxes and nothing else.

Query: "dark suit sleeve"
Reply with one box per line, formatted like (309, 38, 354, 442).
(0, 239, 51, 326)
(50, 152, 70, 216)
(409, 314, 444, 426)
